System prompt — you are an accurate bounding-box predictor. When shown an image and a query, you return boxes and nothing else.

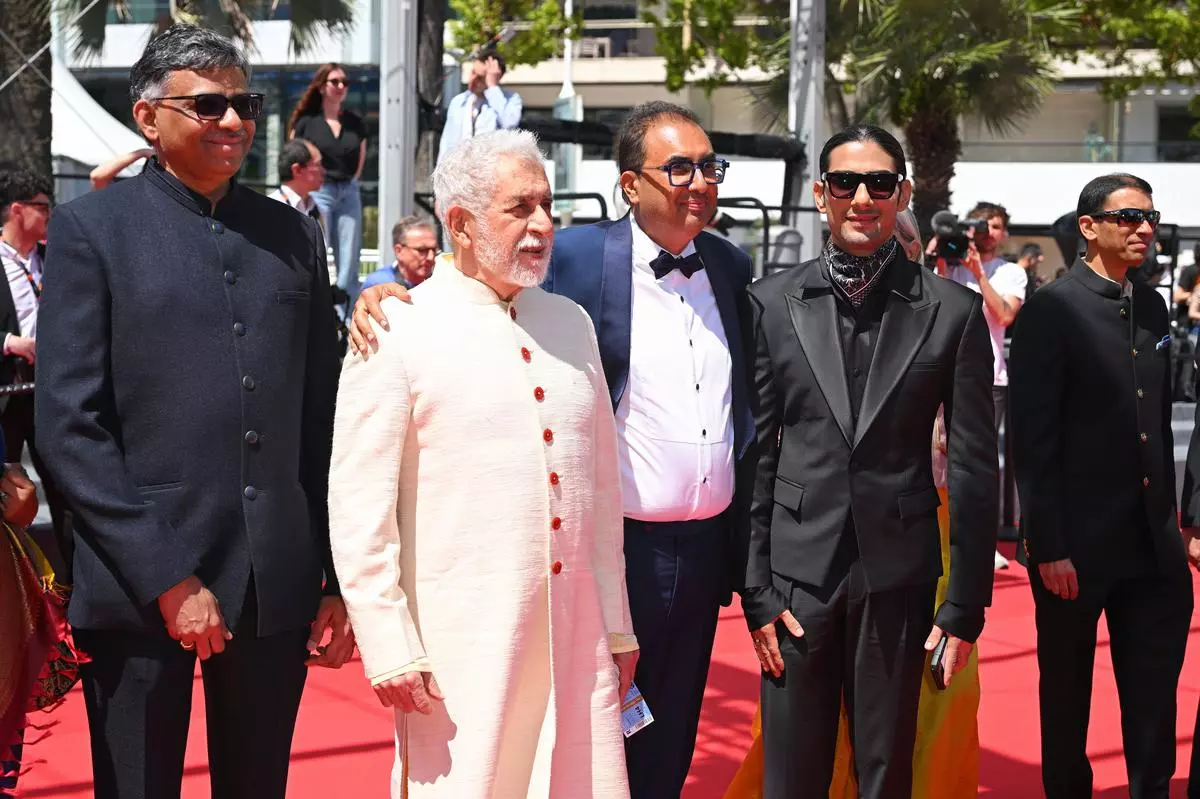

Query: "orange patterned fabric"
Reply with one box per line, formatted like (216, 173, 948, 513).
(0, 524, 53, 763)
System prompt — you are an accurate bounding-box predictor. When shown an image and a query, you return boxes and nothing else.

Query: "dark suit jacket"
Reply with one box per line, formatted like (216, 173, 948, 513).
(543, 214, 756, 592)
(744, 257, 999, 641)
(1013, 260, 1184, 578)
(36, 161, 340, 636)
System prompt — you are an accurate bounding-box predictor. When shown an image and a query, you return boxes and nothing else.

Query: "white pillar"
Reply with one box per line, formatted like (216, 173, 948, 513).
(787, 0, 825, 262)
(377, 0, 418, 256)
(553, 0, 583, 224)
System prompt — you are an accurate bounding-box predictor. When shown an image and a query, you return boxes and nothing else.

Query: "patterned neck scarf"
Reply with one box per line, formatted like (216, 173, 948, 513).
(823, 237, 898, 307)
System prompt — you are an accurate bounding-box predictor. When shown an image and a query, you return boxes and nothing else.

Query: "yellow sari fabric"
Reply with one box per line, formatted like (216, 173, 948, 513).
(723, 488, 980, 799)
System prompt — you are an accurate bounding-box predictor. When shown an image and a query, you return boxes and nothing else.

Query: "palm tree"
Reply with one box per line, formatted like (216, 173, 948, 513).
(0, 0, 53, 179)
(752, 0, 1077, 235)
(60, 0, 355, 60)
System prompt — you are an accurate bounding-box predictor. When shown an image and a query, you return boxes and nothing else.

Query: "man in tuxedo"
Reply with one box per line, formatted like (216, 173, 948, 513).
(36, 26, 353, 799)
(1014, 174, 1191, 799)
(348, 101, 754, 799)
(742, 125, 998, 799)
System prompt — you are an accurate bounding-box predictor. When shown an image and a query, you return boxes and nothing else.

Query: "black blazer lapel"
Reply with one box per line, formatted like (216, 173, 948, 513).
(854, 263, 939, 448)
(598, 215, 634, 410)
(787, 274, 854, 448)
(697, 236, 754, 459)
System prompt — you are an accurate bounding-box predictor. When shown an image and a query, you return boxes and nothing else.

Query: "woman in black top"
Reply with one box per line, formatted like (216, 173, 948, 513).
(288, 63, 368, 313)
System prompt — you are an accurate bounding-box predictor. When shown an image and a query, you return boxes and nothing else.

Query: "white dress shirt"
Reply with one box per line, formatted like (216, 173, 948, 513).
(617, 216, 735, 522)
(0, 239, 39, 343)
(268, 184, 319, 218)
(947, 256, 1028, 386)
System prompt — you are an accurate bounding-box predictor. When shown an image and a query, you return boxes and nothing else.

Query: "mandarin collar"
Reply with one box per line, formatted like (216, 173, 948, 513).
(431, 257, 524, 306)
(1069, 259, 1127, 300)
(143, 157, 240, 217)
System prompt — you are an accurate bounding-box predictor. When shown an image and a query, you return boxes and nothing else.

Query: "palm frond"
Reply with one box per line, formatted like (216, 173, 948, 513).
(61, 0, 114, 61)
(288, 0, 356, 56)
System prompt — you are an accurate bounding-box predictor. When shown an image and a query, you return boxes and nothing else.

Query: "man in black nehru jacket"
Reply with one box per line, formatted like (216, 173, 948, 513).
(1011, 173, 1192, 799)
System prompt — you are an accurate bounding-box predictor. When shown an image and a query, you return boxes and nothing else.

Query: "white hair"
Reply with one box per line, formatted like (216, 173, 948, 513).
(894, 208, 924, 265)
(431, 129, 547, 226)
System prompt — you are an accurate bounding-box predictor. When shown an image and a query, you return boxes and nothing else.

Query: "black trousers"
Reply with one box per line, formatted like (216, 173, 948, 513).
(622, 515, 727, 799)
(1032, 565, 1192, 799)
(1, 394, 70, 570)
(75, 591, 310, 799)
(761, 559, 936, 799)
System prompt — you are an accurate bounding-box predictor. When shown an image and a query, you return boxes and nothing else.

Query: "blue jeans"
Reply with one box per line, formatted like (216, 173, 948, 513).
(310, 178, 362, 315)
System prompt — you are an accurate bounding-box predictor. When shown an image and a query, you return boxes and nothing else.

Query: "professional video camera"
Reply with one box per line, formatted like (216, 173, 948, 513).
(931, 210, 988, 265)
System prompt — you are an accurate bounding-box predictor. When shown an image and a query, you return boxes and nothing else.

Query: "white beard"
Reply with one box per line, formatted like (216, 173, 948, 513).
(475, 221, 551, 288)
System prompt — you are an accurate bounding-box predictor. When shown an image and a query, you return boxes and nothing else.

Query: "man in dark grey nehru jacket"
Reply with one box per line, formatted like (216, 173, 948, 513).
(36, 26, 353, 799)
(1011, 173, 1191, 799)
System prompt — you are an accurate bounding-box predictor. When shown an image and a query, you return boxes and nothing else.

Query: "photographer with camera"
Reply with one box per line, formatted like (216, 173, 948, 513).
(931, 202, 1026, 570)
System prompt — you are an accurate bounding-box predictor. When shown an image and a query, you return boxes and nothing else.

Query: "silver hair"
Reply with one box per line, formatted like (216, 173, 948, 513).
(893, 208, 924, 265)
(129, 26, 251, 104)
(431, 130, 547, 227)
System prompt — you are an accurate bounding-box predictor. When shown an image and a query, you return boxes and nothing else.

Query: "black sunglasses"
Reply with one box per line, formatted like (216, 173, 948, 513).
(1091, 208, 1161, 228)
(822, 171, 903, 200)
(326, 78, 348, 88)
(647, 158, 729, 187)
(150, 93, 264, 121)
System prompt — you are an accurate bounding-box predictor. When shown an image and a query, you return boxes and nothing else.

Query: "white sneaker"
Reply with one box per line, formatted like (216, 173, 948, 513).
(994, 550, 1010, 570)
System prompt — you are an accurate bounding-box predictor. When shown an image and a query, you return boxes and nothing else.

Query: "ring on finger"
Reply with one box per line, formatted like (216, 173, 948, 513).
(180, 640, 196, 650)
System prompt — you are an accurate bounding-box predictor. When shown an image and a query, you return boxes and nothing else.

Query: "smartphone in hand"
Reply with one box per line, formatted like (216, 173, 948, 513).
(929, 636, 949, 691)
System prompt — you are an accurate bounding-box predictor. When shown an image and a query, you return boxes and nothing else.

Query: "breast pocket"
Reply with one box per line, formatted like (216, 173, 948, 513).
(276, 290, 312, 305)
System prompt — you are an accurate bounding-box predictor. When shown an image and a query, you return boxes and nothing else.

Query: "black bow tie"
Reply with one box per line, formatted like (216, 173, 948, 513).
(650, 250, 704, 280)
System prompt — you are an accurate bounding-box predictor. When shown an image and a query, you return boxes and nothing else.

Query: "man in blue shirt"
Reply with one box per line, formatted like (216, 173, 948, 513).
(362, 216, 438, 290)
(437, 52, 522, 165)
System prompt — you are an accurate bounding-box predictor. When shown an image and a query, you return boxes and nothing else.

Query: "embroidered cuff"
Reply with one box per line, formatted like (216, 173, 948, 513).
(607, 632, 639, 654)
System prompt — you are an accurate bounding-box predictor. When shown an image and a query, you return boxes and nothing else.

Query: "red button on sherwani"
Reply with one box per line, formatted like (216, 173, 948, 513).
(551, 561, 563, 575)
(534, 387, 545, 401)
(543, 429, 553, 443)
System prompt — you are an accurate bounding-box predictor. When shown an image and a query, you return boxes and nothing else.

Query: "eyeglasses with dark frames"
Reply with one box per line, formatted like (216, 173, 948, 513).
(19, 200, 52, 211)
(402, 245, 438, 258)
(326, 78, 348, 88)
(644, 158, 729, 187)
(1091, 208, 1160, 228)
(149, 93, 264, 121)
(821, 171, 903, 200)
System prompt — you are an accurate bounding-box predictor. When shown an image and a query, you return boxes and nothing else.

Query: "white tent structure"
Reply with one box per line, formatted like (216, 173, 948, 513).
(51, 60, 148, 203)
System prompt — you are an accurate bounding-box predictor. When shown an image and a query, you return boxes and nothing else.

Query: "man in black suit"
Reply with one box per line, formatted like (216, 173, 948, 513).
(741, 125, 998, 799)
(36, 26, 353, 799)
(1013, 174, 1191, 799)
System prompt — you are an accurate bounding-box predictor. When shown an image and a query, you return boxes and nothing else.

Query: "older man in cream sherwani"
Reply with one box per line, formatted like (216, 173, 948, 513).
(329, 130, 639, 798)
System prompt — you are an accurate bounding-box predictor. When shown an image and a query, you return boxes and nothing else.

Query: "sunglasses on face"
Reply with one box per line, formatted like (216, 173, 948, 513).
(151, 93, 264, 121)
(326, 78, 348, 88)
(647, 158, 729, 187)
(822, 171, 902, 200)
(1091, 208, 1160, 228)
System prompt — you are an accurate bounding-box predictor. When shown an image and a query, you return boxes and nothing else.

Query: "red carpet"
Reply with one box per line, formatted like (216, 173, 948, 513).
(16, 543, 1200, 797)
